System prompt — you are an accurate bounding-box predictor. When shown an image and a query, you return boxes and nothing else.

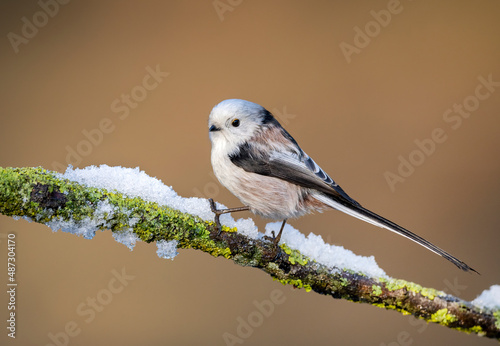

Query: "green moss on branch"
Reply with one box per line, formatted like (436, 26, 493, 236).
(0, 167, 498, 340)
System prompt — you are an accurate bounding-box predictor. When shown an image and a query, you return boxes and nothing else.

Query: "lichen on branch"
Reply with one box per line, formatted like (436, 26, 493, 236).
(0, 166, 498, 340)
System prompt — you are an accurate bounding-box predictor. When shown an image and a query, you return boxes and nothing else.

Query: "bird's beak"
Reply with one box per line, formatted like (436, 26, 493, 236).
(209, 124, 220, 132)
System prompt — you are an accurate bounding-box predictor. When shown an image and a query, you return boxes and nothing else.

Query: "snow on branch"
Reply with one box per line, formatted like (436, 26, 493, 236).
(0, 166, 499, 340)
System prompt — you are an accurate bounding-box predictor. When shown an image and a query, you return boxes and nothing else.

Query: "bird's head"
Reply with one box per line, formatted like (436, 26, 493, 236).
(208, 99, 274, 151)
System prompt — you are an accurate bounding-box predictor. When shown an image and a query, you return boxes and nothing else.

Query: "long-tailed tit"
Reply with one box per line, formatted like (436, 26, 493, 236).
(208, 99, 477, 272)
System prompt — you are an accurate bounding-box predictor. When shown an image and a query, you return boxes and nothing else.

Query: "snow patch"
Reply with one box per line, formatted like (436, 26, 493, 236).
(112, 229, 140, 250)
(156, 239, 179, 260)
(57, 165, 388, 276)
(46, 216, 99, 240)
(472, 285, 500, 309)
(265, 222, 387, 278)
(61, 165, 258, 239)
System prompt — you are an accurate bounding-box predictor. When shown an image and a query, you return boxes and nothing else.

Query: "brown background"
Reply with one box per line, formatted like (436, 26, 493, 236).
(1, 1, 499, 345)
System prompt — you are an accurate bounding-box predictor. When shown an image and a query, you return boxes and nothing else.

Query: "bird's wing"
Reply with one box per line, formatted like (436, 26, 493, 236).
(229, 140, 361, 207)
(229, 135, 477, 273)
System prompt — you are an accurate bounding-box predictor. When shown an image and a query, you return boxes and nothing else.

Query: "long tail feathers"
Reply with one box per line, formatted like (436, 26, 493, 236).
(314, 193, 478, 273)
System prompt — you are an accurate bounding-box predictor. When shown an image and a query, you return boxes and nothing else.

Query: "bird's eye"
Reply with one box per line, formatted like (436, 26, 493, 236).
(231, 119, 240, 127)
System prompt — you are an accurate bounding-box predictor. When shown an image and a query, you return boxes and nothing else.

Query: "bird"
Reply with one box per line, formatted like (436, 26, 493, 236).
(207, 98, 477, 273)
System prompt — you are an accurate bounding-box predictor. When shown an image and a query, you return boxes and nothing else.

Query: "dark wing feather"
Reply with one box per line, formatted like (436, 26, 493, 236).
(229, 141, 360, 206)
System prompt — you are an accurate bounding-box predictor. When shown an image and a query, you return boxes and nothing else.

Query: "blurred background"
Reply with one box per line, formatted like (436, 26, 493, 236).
(1, 1, 499, 345)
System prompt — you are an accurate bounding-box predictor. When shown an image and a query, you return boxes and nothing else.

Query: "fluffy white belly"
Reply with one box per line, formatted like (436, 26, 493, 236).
(211, 151, 324, 220)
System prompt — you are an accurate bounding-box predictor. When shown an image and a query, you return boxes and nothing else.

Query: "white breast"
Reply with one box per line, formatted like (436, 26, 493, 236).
(210, 144, 318, 220)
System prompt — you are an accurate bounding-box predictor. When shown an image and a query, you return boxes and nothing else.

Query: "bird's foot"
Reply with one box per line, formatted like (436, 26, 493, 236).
(208, 198, 250, 236)
(271, 230, 282, 245)
(263, 220, 287, 260)
(208, 198, 223, 236)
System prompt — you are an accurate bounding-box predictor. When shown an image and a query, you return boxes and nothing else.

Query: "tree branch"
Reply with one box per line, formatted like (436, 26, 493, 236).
(0, 167, 498, 340)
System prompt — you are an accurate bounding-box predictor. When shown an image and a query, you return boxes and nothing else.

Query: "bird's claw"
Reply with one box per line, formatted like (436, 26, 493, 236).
(262, 231, 283, 260)
(271, 230, 282, 245)
(208, 198, 223, 236)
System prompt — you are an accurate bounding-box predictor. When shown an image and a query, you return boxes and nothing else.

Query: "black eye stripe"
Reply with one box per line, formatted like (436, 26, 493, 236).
(232, 119, 240, 127)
